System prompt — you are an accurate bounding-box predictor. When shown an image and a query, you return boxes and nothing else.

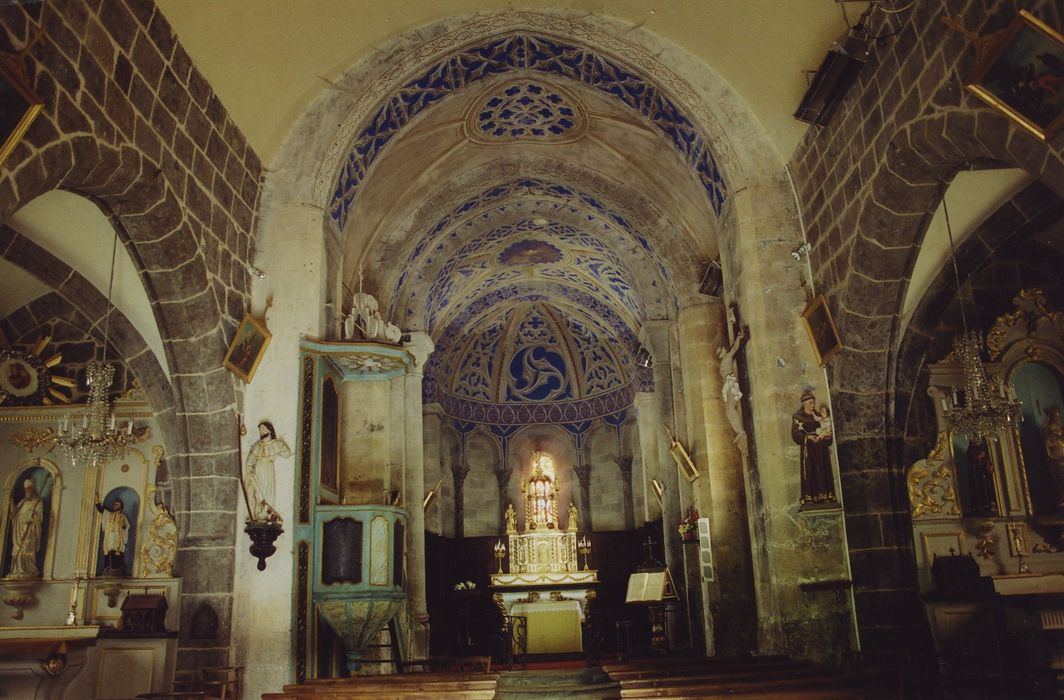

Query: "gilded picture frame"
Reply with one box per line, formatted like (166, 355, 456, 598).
(223, 312, 272, 383)
(0, 57, 42, 169)
(966, 10, 1064, 141)
(801, 294, 842, 367)
(670, 441, 699, 482)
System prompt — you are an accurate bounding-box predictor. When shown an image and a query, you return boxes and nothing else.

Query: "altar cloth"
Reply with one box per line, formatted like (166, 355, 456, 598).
(511, 599, 583, 654)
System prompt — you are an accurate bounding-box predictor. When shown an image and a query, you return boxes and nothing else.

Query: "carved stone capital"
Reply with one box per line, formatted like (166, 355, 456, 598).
(572, 464, 592, 489)
(452, 462, 471, 487)
(494, 465, 513, 489)
(614, 456, 633, 477)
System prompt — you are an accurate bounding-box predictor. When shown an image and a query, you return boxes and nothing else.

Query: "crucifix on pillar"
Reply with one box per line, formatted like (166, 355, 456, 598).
(572, 463, 593, 532)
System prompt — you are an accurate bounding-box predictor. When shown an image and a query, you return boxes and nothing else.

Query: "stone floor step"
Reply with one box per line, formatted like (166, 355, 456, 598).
(495, 668, 621, 700)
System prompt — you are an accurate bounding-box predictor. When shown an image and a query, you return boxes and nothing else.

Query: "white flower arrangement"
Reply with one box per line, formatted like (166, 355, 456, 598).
(453, 580, 476, 591)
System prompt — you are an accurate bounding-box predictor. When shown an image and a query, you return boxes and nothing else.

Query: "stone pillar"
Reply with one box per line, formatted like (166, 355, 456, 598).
(452, 463, 470, 539)
(495, 466, 512, 534)
(615, 456, 635, 530)
(719, 181, 855, 658)
(403, 332, 434, 657)
(422, 404, 445, 535)
(676, 300, 757, 655)
(572, 463, 593, 531)
(634, 392, 662, 524)
(644, 319, 690, 648)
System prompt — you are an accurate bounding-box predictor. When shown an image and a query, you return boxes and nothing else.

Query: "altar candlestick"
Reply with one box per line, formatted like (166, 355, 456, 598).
(493, 539, 506, 574)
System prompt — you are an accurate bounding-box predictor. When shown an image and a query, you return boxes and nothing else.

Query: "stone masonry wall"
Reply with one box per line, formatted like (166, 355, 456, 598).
(0, 0, 263, 668)
(788, 0, 1064, 653)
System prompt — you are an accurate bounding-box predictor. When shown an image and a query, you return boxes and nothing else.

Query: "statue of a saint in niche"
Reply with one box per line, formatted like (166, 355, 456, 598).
(8, 479, 43, 578)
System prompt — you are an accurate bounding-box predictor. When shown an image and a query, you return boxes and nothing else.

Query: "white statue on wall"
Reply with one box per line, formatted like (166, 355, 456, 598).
(244, 420, 292, 522)
(7, 479, 43, 578)
(345, 291, 402, 344)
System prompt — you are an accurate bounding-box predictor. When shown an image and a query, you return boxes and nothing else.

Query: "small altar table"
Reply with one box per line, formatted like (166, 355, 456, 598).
(511, 599, 584, 654)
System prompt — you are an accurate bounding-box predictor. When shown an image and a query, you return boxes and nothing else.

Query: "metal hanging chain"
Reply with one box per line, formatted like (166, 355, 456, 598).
(101, 231, 119, 363)
(941, 183, 970, 335)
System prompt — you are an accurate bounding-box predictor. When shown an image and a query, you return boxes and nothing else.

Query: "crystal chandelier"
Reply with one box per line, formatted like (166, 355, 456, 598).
(943, 329, 1022, 439)
(56, 231, 135, 467)
(938, 186, 1022, 440)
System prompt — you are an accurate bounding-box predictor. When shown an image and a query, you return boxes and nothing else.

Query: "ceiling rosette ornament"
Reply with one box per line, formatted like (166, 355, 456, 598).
(465, 80, 587, 144)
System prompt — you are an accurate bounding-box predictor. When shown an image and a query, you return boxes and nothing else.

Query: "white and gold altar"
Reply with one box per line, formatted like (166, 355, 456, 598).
(491, 453, 597, 654)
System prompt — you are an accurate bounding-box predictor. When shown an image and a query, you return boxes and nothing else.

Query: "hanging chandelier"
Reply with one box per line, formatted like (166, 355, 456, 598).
(56, 230, 135, 467)
(937, 184, 1022, 440)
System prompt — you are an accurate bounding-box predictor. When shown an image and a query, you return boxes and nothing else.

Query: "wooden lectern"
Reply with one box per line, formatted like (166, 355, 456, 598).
(625, 568, 677, 654)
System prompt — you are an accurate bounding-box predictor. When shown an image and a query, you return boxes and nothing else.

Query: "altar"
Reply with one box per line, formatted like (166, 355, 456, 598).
(511, 598, 585, 654)
(489, 453, 598, 654)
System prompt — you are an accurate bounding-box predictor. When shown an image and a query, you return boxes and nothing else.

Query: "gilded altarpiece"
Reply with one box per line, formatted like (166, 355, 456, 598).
(0, 388, 180, 698)
(914, 290, 1064, 671)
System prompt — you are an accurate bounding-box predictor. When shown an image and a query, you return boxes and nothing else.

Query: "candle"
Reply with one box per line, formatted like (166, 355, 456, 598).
(127, 420, 134, 435)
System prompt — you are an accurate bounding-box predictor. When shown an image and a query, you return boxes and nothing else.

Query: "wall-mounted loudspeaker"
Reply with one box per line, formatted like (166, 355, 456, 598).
(700, 259, 723, 297)
(794, 23, 871, 127)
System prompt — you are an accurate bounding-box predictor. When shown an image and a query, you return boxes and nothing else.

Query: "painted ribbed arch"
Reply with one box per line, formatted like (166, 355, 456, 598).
(329, 34, 728, 232)
(423, 285, 651, 403)
(422, 217, 644, 335)
(388, 178, 676, 329)
(445, 300, 631, 403)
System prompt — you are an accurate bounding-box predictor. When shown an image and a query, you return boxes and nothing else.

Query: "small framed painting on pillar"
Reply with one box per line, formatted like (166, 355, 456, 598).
(0, 56, 42, 169)
(665, 426, 700, 482)
(223, 312, 272, 382)
(801, 295, 841, 367)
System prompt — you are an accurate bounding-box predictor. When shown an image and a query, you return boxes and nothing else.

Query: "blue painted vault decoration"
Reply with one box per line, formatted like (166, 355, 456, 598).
(472, 81, 583, 142)
(429, 301, 645, 426)
(329, 33, 729, 232)
(421, 218, 644, 334)
(394, 179, 664, 427)
(387, 178, 677, 330)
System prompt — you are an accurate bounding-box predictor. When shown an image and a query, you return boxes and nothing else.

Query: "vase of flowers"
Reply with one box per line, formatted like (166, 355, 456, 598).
(678, 508, 698, 542)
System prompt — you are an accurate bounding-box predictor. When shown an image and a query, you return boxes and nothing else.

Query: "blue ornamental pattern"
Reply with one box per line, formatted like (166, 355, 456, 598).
(447, 302, 627, 403)
(566, 316, 624, 395)
(425, 283, 641, 399)
(507, 346, 572, 401)
(441, 380, 637, 425)
(389, 178, 675, 320)
(476, 82, 578, 140)
(450, 316, 507, 402)
(421, 218, 645, 331)
(330, 34, 727, 231)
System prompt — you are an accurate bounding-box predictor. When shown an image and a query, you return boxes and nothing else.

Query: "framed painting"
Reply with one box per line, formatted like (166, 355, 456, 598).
(966, 10, 1064, 141)
(223, 312, 272, 383)
(0, 57, 43, 169)
(664, 426, 699, 482)
(801, 294, 842, 367)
